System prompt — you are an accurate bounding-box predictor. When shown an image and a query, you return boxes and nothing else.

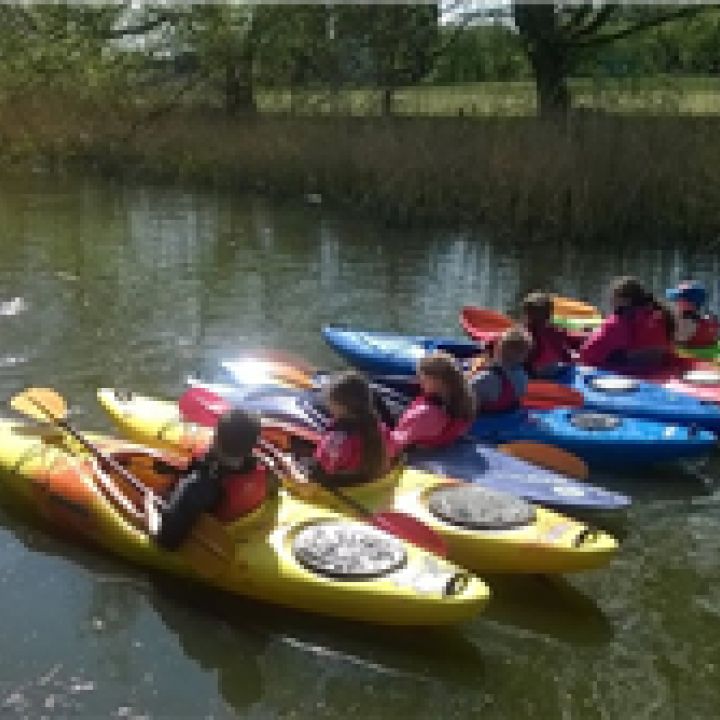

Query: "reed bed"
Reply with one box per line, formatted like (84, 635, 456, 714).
(1, 93, 719, 245)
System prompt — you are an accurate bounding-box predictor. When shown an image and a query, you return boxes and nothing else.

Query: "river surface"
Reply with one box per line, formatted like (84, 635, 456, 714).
(0, 169, 718, 719)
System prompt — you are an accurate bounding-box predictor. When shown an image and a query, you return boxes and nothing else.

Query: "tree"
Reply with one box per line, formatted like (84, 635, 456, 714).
(511, 3, 704, 117)
(337, 4, 440, 115)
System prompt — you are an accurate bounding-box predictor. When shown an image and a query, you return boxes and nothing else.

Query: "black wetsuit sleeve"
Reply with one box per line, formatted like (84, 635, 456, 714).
(155, 462, 222, 551)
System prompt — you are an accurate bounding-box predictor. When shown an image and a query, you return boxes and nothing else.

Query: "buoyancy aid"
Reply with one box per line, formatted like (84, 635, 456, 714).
(391, 394, 471, 452)
(480, 366, 522, 414)
(313, 419, 387, 486)
(525, 323, 573, 374)
(215, 460, 269, 522)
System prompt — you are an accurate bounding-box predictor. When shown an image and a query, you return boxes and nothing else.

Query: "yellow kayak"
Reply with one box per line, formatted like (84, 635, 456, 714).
(0, 418, 489, 626)
(98, 389, 619, 575)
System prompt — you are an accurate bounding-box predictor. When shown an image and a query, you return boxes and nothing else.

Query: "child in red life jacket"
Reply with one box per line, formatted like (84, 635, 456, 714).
(666, 281, 719, 348)
(471, 327, 531, 414)
(148, 408, 268, 551)
(389, 351, 475, 456)
(579, 276, 675, 370)
(309, 372, 389, 486)
(521, 291, 579, 378)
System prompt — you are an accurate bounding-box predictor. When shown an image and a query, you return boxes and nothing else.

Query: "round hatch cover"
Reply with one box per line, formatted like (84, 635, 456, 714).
(428, 485, 535, 531)
(293, 521, 407, 580)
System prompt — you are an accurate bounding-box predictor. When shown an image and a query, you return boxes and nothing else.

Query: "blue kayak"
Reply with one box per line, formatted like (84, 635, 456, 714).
(192, 378, 631, 512)
(319, 326, 717, 469)
(322, 325, 720, 432)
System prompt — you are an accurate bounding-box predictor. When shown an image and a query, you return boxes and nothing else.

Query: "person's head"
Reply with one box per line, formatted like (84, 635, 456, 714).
(213, 408, 261, 469)
(522, 291, 553, 327)
(323, 371, 387, 479)
(494, 327, 531, 367)
(610, 276, 651, 311)
(323, 371, 375, 423)
(665, 280, 707, 310)
(417, 351, 475, 420)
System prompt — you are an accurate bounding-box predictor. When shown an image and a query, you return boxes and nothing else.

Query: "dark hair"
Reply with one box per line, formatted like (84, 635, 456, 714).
(324, 371, 386, 480)
(611, 276, 676, 337)
(418, 351, 475, 421)
(214, 408, 261, 459)
(522, 291, 553, 325)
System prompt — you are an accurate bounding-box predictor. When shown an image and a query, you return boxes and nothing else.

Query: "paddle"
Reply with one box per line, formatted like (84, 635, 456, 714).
(552, 296, 601, 320)
(256, 439, 448, 558)
(498, 441, 589, 482)
(179, 386, 448, 557)
(10, 388, 234, 574)
(459, 307, 514, 344)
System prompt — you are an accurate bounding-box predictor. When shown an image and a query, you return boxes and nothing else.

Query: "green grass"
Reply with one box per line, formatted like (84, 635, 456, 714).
(256, 76, 720, 116)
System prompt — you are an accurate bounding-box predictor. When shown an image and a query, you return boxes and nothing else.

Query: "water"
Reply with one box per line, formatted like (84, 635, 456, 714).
(0, 169, 718, 719)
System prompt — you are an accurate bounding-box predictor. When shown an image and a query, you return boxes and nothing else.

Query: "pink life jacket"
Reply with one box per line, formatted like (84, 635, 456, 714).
(390, 394, 471, 453)
(580, 305, 671, 368)
(314, 419, 388, 483)
(480, 366, 522, 413)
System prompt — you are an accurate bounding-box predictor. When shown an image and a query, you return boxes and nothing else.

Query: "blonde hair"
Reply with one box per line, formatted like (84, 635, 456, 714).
(417, 351, 475, 420)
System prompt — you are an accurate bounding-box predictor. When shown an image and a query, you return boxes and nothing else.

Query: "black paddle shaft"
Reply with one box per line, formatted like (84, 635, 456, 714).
(27, 396, 165, 509)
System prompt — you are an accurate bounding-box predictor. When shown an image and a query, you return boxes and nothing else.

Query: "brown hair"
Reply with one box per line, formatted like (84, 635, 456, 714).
(497, 326, 532, 365)
(324, 371, 386, 480)
(417, 351, 475, 421)
(214, 408, 261, 460)
(611, 276, 676, 337)
(522, 291, 553, 325)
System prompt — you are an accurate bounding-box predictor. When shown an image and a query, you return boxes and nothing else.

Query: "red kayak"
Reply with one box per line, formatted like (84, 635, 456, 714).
(460, 306, 720, 404)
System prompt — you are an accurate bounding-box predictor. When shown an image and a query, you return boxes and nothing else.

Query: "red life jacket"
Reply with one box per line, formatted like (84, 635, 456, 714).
(214, 463, 268, 522)
(676, 299, 720, 347)
(403, 395, 471, 449)
(526, 323, 573, 375)
(629, 306, 670, 349)
(481, 367, 522, 414)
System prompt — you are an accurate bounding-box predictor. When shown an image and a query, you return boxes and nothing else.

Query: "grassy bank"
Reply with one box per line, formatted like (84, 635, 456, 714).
(2, 93, 720, 244)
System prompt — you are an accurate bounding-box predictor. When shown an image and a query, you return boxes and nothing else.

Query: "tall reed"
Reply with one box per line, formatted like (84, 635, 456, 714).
(1, 93, 719, 245)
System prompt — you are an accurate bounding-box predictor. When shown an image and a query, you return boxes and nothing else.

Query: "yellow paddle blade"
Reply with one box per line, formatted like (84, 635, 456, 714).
(552, 296, 600, 320)
(10, 387, 67, 423)
(498, 441, 589, 481)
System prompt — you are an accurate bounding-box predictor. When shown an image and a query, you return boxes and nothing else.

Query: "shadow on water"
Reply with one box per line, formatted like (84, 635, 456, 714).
(0, 501, 489, 715)
(482, 573, 613, 647)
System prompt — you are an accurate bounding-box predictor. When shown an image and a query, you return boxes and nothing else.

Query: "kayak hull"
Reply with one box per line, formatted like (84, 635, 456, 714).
(0, 419, 489, 626)
(97, 389, 619, 574)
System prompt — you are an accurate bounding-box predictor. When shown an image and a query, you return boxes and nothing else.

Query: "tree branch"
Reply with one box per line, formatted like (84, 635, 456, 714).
(566, 4, 620, 42)
(575, 6, 702, 48)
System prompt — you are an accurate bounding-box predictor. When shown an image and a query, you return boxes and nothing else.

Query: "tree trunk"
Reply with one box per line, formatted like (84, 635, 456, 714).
(380, 86, 394, 116)
(528, 47, 570, 118)
(224, 45, 255, 116)
(513, 3, 571, 119)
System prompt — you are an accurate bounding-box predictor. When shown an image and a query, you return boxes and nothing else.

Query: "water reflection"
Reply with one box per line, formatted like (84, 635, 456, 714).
(1, 169, 720, 718)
